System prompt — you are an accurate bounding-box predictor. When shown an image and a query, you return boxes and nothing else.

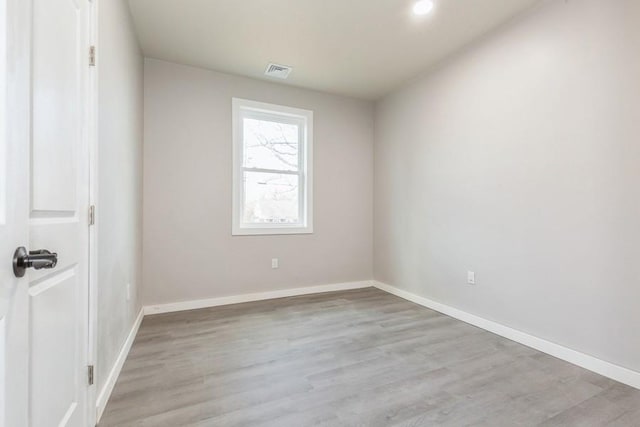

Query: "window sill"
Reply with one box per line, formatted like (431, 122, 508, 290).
(232, 226, 313, 236)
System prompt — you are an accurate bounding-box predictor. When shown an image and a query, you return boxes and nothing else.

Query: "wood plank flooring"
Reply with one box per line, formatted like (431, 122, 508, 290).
(100, 288, 640, 426)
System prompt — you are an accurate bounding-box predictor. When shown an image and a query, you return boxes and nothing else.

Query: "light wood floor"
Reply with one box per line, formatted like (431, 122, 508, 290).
(100, 288, 640, 426)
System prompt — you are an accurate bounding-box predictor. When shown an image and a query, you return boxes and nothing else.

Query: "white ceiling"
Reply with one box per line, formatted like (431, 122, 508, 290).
(128, 0, 540, 100)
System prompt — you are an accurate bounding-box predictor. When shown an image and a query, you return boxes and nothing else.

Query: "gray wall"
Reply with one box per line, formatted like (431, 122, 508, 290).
(97, 0, 144, 391)
(374, 0, 640, 372)
(143, 59, 373, 305)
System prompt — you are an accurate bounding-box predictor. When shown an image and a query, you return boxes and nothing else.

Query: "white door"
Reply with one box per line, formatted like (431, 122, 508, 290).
(2, 0, 93, 425)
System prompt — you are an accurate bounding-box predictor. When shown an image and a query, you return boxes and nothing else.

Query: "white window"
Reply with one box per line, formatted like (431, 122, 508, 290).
(232, 98, 313, 235)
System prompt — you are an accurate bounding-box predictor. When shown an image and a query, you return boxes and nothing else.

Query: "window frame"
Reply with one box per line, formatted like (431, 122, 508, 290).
(232, 98, 314, 236)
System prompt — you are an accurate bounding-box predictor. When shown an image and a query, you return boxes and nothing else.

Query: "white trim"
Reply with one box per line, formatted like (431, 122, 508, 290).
(96, 308, 144, 423)
(86, 1, 99, 426)
(373, 281, 640, 390)
(231, 97, 314, 236)
(0, 0, 6, 227)
(0, 317, 5, 426)
(144, 281, 372, 315)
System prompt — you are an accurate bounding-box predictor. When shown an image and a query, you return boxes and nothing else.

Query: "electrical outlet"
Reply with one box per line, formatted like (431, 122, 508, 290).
(126, 283, 131, 300)
(467, 271, 476, 285)
(272, 258, 279, 269)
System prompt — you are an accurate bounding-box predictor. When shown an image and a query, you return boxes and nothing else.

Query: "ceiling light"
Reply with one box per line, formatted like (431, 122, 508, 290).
(413, 0, 434, 16)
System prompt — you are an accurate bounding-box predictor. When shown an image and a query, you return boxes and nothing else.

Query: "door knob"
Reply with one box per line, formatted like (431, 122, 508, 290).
(13, 247, 58, 278)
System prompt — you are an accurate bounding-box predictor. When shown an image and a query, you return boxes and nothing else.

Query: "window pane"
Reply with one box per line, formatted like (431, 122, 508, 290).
(243, 118, 299, 171)
(243, 171, 300, 224)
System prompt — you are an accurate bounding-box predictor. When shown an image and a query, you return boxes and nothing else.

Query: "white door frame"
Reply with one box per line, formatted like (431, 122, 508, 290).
(0, 0, 5, 421)
(3, 0, 99, 424)
(87, 0, 99, 425)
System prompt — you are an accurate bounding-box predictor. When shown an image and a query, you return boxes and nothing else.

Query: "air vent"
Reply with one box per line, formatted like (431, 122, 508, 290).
(264, 63, 293, 79)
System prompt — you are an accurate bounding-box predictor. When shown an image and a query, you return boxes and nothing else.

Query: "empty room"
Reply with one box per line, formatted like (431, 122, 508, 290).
(1, 0, 639, 426)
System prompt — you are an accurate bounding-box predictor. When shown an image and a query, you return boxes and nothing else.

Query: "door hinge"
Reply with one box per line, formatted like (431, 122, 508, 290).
(89, 205, 96, 226)
(88, 365, 94, 385)
(89, 46, 96, 66)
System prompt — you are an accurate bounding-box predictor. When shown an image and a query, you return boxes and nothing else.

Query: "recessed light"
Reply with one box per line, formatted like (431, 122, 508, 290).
(413, 0, 434, 16)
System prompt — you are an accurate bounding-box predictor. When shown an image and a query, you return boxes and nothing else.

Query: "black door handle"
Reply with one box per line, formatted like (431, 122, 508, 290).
(13, 247, 58, 277)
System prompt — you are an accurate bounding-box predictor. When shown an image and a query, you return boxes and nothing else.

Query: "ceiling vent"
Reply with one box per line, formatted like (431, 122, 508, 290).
(264, 63, 293, 79)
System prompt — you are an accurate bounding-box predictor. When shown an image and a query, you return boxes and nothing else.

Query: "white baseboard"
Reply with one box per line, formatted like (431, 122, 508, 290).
(143, 281, 374, 315)
(96, 308, 144, 423)
(373, 281, 640, 390)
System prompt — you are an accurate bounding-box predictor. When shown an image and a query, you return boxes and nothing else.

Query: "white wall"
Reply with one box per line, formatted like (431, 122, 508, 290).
(143, 59, 373, 305)
(97, 0, 144, 392)
(374, 0, 640, 372)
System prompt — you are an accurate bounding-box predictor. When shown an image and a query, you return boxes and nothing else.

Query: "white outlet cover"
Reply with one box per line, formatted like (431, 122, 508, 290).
(272, 258, 279, 269)
(467, 271, 476, 285)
